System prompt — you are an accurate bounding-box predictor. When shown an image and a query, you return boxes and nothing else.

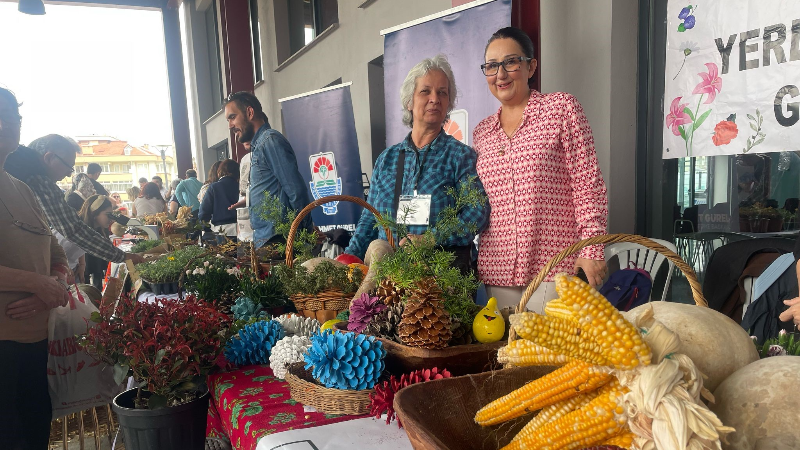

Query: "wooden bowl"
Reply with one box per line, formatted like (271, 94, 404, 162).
(394, 366, 557, 450)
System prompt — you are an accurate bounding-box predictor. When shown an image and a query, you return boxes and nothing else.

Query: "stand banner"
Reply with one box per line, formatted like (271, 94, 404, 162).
(281, 84, 363, 231)
(382, 0, 511, 147)
(663, 0, 800, 159)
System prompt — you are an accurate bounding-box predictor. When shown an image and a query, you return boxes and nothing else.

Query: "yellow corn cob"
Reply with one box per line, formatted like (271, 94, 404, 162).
(509, 313, 610, 366)
(601, 431, 635, 449)
(512, 388, 601, 442)
(474, 360, 612, 426)
(555, 273, 652, 368)
(498, 339, 573, 367)
(501, 383, 629, 450)
(544, 299, 575, 322)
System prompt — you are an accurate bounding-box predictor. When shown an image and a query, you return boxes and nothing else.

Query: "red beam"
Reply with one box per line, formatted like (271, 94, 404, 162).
(512, 0, 541, 92)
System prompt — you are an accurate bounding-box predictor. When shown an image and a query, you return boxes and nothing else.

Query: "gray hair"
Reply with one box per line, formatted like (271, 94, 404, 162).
(29, 134, 81, 156)
(170, 179, 181, 189)
(400, 54, 458, 128)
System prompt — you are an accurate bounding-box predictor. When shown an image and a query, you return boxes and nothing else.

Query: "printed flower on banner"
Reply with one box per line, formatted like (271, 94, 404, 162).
(712, 114, 738, 146)
(678, 5, 697, 32)
(673, 41, 700, 80)
(743, 109, 767, 153)
(693, 62, 723, 103)
(666, 97, 692, 136)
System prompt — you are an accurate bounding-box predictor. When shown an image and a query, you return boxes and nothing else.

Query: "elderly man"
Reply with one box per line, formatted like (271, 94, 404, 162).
(175, 168, 202, 212)
(86, 162, 109, 196)
(5, 135, 144, 265)
(223, 91, 312, 247)
(343, 55, 489, 273)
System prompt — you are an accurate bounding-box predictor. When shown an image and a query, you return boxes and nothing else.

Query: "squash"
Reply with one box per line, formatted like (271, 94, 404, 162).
(623, 302, 758, 391)
(711, 356, 800, 450)
(300, 257, 344, 272)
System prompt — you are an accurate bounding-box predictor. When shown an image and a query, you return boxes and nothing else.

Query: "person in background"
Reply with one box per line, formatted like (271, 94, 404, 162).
(0, 86, 71, 450)
(152, 175, 168, 200)
(223, 91, 312, 248)
(5, 135, 144, 267)
(779, 236, 800, 329)
(125, 186, 140, 204)
(175, 168, 202, 213)
(472, 27, 608, 311)
(78, 195, 115, 290)
(133, 182, 167, 218)
(198, 160, 222, 204)
(138, 177, 148, 190)
(109, 192, 127, 217)
(199, 159, 240, 238)
(65, 172, 96, 212)
(167, 179, 181, 217)
(344, 55, 489, 272)
(85, 163, 109, 196)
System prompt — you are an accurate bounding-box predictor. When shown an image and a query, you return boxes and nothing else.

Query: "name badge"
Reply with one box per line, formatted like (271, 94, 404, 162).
(397, 194, 432, 225)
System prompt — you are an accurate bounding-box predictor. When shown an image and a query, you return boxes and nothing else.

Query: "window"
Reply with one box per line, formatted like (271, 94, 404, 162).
(137, 163, 148, 172)
(101, 164, 112, 173)
(250, 0, 263, 82)
(279, 0, 338, 61)
(114, 165, 120, 173)
(74, 165, 85, 174)
(205, 0, 224, 116)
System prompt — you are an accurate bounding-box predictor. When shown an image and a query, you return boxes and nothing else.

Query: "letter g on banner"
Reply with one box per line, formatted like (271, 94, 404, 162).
(775, 85, 800, 126)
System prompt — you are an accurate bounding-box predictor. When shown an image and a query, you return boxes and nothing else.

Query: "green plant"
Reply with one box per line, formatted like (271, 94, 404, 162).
(239, 268, 289, 308)
(755, 330, 800, 357)
(257, 195, 317, 260)
(229, 315, 271, 336)
(373, 176, 486, 326)
(135, 246, 207, 284)
(184, 264, 241, 301)
(79, 294, 231, 409)
(130, 239, 164, 254)
(274, 261, 362, 297)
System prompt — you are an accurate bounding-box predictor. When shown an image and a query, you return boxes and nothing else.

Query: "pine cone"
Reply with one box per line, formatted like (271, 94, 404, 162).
(449, 319, 474, 346)
(397, 278, 452, 349)
(376, 279, 405, 306)
(365, 302, 404, 342)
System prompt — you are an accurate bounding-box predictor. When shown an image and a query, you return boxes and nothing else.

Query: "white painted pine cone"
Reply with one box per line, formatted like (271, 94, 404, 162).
(275, 314, 320, 338)
(269, 335, 312, 380)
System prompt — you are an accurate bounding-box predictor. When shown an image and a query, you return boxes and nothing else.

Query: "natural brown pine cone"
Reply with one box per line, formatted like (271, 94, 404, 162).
(397, 278, 452, 349)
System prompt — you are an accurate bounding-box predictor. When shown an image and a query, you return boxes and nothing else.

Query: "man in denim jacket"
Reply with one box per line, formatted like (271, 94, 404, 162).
(223, 92, 312, 247)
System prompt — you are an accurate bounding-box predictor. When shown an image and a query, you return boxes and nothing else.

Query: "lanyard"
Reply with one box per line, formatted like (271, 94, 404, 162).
(411, 147, 431, 196)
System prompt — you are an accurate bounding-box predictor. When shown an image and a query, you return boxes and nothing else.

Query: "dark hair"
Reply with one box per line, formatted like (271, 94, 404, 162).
(225, 91, 267, 122)
(140, 182, 164, 201)
(205, 161, 222, 185)
(152, 175, 162, 182)
(138, 177, 148, 184)
(217, 159, 240, 179)
(87, 163, 102, 174)
(485, 27, 535, 59)
(0, 87, 20, 116)
(79, 194, 113, 231)
(186, 169, 197, 178)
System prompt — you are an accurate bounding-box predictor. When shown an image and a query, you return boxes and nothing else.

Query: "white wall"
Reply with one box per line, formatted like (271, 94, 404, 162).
(540, 0, 639, 233)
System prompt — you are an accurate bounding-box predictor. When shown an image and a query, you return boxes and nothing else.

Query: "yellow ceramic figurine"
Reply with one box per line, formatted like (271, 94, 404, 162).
(472, 297, 505, 343)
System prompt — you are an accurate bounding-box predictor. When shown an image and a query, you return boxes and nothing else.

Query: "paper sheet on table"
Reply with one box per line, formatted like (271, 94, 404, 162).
(255, 416, 412, 450)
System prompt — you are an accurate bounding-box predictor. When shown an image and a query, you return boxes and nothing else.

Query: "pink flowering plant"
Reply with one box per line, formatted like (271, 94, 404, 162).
(667, 62, 722, 156)
(752, 329, 800, 358)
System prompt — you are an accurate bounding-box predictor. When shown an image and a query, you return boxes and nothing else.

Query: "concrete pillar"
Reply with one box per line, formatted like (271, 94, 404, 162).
(162, 7, 193, 177)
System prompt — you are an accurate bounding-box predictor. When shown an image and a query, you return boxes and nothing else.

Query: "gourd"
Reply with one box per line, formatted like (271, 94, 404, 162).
(624, 301, 759, 391)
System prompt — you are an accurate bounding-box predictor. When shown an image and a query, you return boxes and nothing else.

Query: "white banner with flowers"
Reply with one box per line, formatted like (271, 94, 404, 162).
(663, 1, 800, 159)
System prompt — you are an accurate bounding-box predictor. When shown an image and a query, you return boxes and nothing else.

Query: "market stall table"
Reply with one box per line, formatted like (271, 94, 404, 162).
(207, 365, 411, 450)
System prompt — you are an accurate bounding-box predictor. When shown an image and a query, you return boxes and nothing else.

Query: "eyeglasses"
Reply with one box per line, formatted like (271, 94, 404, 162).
(480, 56, 533, 76)
(51, 153, 75, 174)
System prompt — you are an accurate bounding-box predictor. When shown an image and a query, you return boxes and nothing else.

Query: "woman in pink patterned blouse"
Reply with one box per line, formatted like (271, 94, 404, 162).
(473, 27, 608, 312)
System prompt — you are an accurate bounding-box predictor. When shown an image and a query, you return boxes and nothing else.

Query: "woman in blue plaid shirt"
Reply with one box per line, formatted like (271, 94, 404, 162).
(345, 55, 489, 272)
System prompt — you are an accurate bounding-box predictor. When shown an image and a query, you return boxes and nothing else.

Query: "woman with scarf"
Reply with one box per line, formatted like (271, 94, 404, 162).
(65, 173, 97, 212)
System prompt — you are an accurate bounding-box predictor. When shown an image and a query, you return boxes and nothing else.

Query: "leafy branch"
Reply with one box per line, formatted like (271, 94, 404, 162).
(743, 109, 766, 153)
(257, 194, 317, 261)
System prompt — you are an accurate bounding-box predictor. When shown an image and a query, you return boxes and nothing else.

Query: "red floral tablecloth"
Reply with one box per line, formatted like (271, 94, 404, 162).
(207, 364, 365, 450)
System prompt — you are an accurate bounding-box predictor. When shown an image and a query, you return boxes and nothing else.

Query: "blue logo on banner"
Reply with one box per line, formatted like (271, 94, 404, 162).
(309, 152, 342, 215)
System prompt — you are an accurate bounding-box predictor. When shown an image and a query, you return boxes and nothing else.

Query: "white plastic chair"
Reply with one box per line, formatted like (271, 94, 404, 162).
(604, 238, 678, 303)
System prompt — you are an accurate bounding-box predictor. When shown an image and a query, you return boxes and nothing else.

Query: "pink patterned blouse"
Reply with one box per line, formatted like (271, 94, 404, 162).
(473, 90, 608, 286)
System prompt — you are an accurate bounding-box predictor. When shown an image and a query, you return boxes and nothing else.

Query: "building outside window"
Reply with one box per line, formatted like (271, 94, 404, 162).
(206, 0, 224, 115)
(285, 0, 338, 58)
(250, 0, 263, 82)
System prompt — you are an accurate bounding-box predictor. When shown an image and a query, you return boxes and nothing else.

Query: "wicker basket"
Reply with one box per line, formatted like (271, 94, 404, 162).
(284, 362, 373, 415)
(284, 195, 394, 322)
(508, 233, 707, 346)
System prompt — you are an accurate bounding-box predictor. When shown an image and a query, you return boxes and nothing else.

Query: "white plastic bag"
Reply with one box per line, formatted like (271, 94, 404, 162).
(47, 286, 122, 418)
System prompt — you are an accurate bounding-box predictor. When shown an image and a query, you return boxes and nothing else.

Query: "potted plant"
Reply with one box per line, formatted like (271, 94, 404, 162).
(238, 267, 291, 316)
(255, 195, 319, 269)
(79, 294, 231, 450)
(135, 246, 206, 295)
(761, 206, 784, 232)
(275, 259, 362, 321)
(183, 260, 241, 315)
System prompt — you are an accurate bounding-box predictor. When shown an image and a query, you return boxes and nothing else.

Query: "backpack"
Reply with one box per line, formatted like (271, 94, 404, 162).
(598, 264, 653, 312)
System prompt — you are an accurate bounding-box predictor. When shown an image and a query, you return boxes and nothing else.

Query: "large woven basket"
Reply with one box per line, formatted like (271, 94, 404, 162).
(508, 233, 707, 345)
(284, 362, 373, 415)
(284, 195, 394, 322)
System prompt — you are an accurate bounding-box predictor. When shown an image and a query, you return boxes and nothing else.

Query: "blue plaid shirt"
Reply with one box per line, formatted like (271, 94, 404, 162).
(345, 131, 490, 259)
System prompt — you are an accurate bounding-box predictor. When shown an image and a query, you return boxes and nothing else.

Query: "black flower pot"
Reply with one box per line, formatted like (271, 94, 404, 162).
(112, 387, 210, 450)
